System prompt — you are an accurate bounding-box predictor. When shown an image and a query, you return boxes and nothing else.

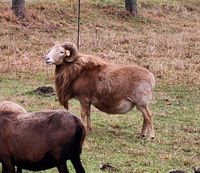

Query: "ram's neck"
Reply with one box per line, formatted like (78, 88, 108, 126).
(55, 63, 79, 107)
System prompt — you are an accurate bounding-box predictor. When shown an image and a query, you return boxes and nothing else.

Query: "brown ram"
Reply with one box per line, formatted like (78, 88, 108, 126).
(45, 42, 156, 139)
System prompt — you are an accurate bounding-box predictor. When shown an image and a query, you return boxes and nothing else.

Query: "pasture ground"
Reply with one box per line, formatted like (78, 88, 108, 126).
(0, 0, 200, 172)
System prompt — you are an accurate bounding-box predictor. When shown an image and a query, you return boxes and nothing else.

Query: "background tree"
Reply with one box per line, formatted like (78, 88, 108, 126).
(12, 0, 25, 18)
(125, 0, 138, 16)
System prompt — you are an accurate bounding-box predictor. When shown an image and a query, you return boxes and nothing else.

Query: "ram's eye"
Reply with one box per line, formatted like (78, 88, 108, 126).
(60, 51, 64, 54)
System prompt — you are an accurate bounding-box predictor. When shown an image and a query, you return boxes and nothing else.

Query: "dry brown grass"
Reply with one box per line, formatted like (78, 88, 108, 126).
(0, 0, 200, 85)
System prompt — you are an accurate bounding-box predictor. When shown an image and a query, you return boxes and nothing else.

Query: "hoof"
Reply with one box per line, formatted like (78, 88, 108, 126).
(138, 134, 146, 139)
(147, 136, 155, 141)
(138, 134, 155, 141)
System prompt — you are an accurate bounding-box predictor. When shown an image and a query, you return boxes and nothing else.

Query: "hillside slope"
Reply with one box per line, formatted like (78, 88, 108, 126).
(0, 0, 200, 85)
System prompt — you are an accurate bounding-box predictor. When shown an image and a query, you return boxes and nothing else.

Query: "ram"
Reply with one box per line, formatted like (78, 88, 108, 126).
(45, 42, 156, 139)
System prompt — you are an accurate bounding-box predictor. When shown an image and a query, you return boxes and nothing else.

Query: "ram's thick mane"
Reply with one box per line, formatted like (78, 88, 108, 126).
(55, 55, 108, 108)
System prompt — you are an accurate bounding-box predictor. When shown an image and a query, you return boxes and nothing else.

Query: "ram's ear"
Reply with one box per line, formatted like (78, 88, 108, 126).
(61, 42, 79, 62)
(65, 50, 71, 57)
(63, 48, 75, 62)
(64, 50, 75, 62)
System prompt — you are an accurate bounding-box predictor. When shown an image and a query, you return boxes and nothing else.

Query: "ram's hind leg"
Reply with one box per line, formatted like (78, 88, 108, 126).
(140, 114, 148, 138)
(138, 105, 154, 139)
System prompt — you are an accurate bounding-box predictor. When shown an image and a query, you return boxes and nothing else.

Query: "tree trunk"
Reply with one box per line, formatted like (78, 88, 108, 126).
(125, 0, 138, 16)
(12, 0, 25, 18)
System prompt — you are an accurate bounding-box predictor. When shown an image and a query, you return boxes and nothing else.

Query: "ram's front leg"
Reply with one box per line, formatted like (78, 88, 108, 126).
(80, 99, 91, 131)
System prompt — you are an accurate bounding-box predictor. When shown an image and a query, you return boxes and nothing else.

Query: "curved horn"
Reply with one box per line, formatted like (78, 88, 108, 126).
(61, 42, 79, 62)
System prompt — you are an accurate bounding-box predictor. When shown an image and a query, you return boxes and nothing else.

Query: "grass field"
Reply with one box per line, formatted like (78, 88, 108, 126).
(0, 0, 200, 172)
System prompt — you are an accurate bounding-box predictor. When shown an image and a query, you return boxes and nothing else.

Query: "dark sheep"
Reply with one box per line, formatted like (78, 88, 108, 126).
(0, 102, 86, 173)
